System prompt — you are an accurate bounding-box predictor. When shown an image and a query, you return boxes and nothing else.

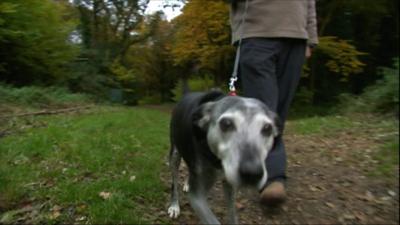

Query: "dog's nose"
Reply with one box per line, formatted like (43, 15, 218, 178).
(239, 160, 264, 185)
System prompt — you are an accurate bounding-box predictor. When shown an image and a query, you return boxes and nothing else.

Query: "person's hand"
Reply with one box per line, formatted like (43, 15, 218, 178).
(306, 46, 313, 58)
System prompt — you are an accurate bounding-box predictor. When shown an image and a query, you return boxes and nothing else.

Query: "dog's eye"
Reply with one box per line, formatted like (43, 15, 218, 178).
(219, 118, 235, 132)
(261, 124, 272, 136)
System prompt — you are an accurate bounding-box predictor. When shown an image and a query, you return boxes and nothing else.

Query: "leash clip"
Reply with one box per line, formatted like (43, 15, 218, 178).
(228, 76, 237, 96)
(228, 78, 237, 96)
(228, 0, 249, 97)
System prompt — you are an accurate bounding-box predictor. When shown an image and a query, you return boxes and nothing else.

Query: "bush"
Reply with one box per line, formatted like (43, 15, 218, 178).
(0, 84, 92, 108)
(339, 58, 399, 115)
(137, 94, 162, 105)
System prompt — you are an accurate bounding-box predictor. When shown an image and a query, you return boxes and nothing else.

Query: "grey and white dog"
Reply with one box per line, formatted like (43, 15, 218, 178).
(168, 91, 280, 224)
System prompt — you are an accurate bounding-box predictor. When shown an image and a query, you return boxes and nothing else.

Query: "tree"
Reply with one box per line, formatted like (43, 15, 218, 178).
(299, 0, 398, 104)
(315, 0, 398, 94)
(0, 0, 78, 85)
(171, 0, 234, 86)
(114, 12, 178, 103)
(73, 0, 150, 58)
(67, 0, 156, 98)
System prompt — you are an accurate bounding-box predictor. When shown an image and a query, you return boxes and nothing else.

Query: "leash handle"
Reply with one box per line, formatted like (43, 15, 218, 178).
(228, 0, 249, 95)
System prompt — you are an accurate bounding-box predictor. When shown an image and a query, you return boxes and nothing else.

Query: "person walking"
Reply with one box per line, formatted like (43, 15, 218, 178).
(229, 0, 318, 205)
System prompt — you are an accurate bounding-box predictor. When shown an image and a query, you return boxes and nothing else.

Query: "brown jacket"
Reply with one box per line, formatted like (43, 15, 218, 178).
(230, 0, 318, 45)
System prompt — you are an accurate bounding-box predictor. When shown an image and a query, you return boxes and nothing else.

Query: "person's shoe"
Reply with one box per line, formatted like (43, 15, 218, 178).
(260, 181, 286, 206)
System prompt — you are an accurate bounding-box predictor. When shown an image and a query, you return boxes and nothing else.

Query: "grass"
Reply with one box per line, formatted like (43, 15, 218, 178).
(371, 135, 399, 177)
(287, 115, 354, 135)
(0, 106, 170, 224)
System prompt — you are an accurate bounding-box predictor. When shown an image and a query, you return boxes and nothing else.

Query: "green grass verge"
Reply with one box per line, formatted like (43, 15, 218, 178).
(288, 115, 354, 135)
(0, 106, 170, 224)
(371, 135, 399, 177)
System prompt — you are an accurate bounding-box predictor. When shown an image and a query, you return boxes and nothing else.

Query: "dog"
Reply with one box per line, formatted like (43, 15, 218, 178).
(167, 91, 280, 224)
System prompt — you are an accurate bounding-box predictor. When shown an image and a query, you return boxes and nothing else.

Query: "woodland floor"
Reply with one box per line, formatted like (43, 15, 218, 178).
(154, 105, 399, 225)
(0, 104, 398, 224)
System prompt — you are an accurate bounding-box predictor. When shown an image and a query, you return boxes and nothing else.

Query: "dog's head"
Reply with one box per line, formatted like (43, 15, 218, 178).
(193, 94, 280, 189)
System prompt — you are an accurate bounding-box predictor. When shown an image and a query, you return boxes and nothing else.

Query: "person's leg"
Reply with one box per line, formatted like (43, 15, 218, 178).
(239, 38, 280, 110)
(264, 39, 306, 185)
(239, 38, 287, 185)
(276, 39, 306, 125)
(239, 37, 306, 204)
(260, 39, 306, 204)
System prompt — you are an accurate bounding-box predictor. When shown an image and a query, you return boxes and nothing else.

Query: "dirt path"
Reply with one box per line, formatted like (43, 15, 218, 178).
(159, 122, 399, 224)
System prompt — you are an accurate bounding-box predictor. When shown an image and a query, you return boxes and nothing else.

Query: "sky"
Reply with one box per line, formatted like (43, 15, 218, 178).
(145, 0, 184, 21)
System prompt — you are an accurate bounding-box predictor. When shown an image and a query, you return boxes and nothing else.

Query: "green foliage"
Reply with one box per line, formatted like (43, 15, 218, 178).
(0, 0, 397, 106)
(124, 13, 177, 103)
(371, 135, 399, 177)
(0, 107, 169, 223)
(0, 0, 78, 85)
(172, 76, 215, 102)
(314, 36, 366, 79)
(172, 0, 234, 83)
(65, 58, 112, 100)
(292, 87, 315, 106)
(363, 59, 399, 113)
(0, 84, 92, 108)
(339, 58, 399, 114)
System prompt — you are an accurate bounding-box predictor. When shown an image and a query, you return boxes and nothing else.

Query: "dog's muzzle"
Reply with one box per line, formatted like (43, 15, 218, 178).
(239, 146, 264, 185)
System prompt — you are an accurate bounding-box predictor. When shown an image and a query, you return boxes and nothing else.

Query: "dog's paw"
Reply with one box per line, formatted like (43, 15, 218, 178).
(168, 204, 180, 219)
(182, 181, 189, 192)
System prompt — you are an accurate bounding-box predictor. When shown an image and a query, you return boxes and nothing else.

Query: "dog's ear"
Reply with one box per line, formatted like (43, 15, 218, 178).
(263, 108, 282, 137)
(192, 91, 224, 131)
(192, 102, 215, 131)
(272, 113, 282, 137)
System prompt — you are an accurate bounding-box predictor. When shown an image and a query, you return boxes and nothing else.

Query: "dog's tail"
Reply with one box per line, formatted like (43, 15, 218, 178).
(182, 78, 190, 96)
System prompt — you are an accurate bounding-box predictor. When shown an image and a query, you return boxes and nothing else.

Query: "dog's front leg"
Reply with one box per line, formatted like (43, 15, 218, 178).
(188, 172, 220, 225)
(168, 146, 181, 218)
(223, 180, 238, 224)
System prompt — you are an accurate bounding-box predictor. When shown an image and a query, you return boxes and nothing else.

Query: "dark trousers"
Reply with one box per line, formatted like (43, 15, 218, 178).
(238, 38, 306, 186)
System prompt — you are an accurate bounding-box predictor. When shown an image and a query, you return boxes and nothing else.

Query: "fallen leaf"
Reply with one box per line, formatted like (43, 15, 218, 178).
(343, 214, 355, 220)
(335, 157, 343, 162)
(379, 196, 391, 203)
(365, 191, 375, 201)
(51, 205, 62, 212)
(76, 204, 87, 212)
(309, 185, 318, 192)
(354, 211, 366, 221)
(235, 202, 245, 210)
(388, 190, 396, 197)
(76, 216, 86, 221)
(325, 202, 335, 209)
(49, 211, 61, 220)
(0, 205, 34, 224)
(99, 191, 112, 200)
